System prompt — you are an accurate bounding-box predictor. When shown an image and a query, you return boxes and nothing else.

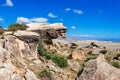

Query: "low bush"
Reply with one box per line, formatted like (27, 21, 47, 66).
(85, 45, 91, 48)
(7, 23, 28, 31)
(38, 69, 52, 78)
(87, 51, 92, 55)
(0, 66, 5, 69)
(114, 54, 120, 60)
(52, 55, 68, 68)
(99, 50, 107, 54)
(85, 55, 98, 62)
(112, 61, 120, 68)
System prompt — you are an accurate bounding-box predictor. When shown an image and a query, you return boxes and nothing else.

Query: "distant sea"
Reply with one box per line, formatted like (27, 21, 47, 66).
(96, 38, 120, 42)
(59, 36, 120, 43)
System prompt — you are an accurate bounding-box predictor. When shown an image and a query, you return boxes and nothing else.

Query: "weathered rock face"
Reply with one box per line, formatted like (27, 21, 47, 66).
(24, 69, 38, 80)
(77, 54, 120, 80)
(26, 23, 67, 39)
(0, 63, 21, 80)
(0, 47, 11, 63)
(72, 49, 85, 60)
(68, 60, 80, 72)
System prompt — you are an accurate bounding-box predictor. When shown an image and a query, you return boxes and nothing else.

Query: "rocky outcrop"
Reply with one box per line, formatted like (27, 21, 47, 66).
(77, 54, 120, 80)
(0, 22, 68, 80)
(26, 23, 67, 43)
(72, 49, 85, 60)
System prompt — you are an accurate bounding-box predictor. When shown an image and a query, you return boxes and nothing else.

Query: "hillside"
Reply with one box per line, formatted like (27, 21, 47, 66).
(0, 23, 120, 80)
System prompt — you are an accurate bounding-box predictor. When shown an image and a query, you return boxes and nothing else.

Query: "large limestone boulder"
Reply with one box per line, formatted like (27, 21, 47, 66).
(77, 54, 120, 80)
(26, 23, 66, 30)
(72, 49, 85, 60)
(26, 23, 67, 38)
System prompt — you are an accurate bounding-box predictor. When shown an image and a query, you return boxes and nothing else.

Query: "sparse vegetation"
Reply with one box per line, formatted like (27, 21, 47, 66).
(87, 51, 92, 55)
(85, 45, 91, 48)
(0, 27, 5, 35)
(37, 42, 68, 68)
(114, 54, 120, 60)
(38, 69, 52, 78)
(0, 66, 5, 69)
(112, 61, 120, 68)
(52, 55, 68, 68)
(7, 23, 28, 32)
(100, 50, 107, 54)
(85, 55, 98, 62)
(105, 56, 112, 63)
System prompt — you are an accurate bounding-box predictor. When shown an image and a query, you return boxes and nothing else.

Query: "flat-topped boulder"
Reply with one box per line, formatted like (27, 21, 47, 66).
(26, 23, 67, 30)
(14, 30, 39, 43)
(26, 23, 67, 38)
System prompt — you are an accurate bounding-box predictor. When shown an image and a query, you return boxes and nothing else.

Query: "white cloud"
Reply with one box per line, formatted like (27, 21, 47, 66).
(48, 12, 57, 18)
(0, 17, 4, 22)
(71, 26, 76, 30)
(16, 17, 48, 24)
(30, 18, 48, 23)
(65, 8, 71, 11)
(73, 9, 84, 15)
(2, 0, 13, 7)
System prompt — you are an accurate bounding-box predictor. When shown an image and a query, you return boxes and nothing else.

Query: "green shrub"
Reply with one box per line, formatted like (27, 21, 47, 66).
(87, 51, 92, 55)
(85, 45, 91, 48)
(37, 42, 45, 55)
(0, 66, 5, 69)
(114, 54, 120, 60)
(7, 23, 28, 31)
(112, 61, 120, 68)
(39, 69, 52, 78)
(37, 42, 68, 68)
(85, 56, 97, 62)
(116, 54, 120, 57)
(52, 56, 68, 68)
(99, 50, 107, 54)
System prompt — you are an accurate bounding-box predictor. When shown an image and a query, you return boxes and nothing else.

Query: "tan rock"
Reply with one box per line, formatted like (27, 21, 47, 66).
(77, 54, 120, 80)
(26, 23, 66, 30)
(24, 69, 38, 80)
(72, 49, 85, 60)
(0, 47, 11, 63)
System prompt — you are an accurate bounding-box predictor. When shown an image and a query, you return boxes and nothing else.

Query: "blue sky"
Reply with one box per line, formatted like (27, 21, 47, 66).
(0, 0, 120, 39)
